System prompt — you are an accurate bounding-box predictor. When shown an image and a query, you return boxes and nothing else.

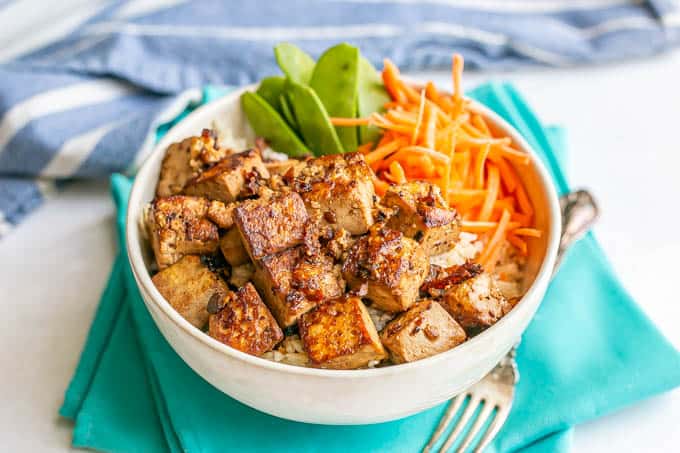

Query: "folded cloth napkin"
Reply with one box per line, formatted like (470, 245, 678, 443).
(59, 82, 680, 453)
(2, 0, 680, 237)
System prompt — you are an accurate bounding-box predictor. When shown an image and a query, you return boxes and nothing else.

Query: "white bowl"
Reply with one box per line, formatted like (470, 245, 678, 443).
(126, 84, 560, 425)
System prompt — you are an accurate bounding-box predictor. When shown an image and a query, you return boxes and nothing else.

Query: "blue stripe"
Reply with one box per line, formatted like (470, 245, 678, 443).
(0, 92, 168, 177)
(0, 176, 43, 225)
(76, 97, 183, 177)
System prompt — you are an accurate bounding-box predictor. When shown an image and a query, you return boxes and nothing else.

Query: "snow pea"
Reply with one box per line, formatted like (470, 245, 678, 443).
(241, 91, 310, 157)
(279, 93, 298, 130)
(256, 76, 286, 112)
(357, 56, 390, 145)
(310, 43, 359, 152)
(274, 43, 315, 85)
(287, 81, 344, 156)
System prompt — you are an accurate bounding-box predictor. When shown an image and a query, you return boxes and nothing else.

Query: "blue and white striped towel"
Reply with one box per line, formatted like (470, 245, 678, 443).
(1, 0, 679, 237)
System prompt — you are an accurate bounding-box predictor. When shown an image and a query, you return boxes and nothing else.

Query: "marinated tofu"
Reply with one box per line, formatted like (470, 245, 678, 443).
(156, 129, 230, 197)
(152, 255, 228, 328)
(380, 300, 466, 363)
(234, 191, 308, 261)
(208, 283, 283, 356)
(440, 272, 512, 331)
(252, 246, 343, 327)
(184, 149, 269, 203)
(299, 297, 386, 369)
(219, 227, 250, 267)
(342, 225, 429, 312)
(382, 182, 461, 256)
(292, 153, 375, 235)
(206, 200, 236, 229)
(147, 196, 219, 269)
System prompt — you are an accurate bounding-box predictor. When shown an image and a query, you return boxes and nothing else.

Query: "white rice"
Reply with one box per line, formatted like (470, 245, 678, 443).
(430, 232, 483, 268)
(261, 335, 310, 367)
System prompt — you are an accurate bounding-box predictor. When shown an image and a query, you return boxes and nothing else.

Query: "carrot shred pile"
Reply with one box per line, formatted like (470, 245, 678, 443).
(330, 54, 542, 267)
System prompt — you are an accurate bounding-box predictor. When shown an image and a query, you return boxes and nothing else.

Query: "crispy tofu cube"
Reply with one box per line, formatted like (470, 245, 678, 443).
(151, 255, 228, 328)
(207, 200, 236, 229)
(147, 196, 219, 269)
(299, 297, 386, 369)
(383, 182, 461, 256)
(184, 149, 269, 203)
(156, 129, 229, 197)
(234, 192, 308, 261)
(208, 283, 283, 356)
(342, 226, 429, 312)
(380, 300, 466, 363)
(219, 228, 250, 266)
(293, 153, 375, 235)
(252, 246, 344, 327)
(440, 273, 511, 331)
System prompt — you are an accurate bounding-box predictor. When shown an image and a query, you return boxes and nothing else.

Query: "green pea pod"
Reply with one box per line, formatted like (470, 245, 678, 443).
(279, 93, 298, 130)
(310, 43, 359, 152)
(357, 56, 390, 145)
(287, 81, 344, 156)
(274, 43, 315, 85)
(256, 76, 286, 112)
(241, 92, 310, 157)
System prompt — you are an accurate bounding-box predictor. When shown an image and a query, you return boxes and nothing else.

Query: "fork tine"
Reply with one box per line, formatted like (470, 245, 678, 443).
(473, 405, 511, 453)
(439, 395, 481, 453)
(455, 401, 494, 453)
(423, 395, 466, 453)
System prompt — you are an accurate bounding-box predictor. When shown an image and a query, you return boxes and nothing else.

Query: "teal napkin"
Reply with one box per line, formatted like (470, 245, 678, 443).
(60, 83, 680, 453)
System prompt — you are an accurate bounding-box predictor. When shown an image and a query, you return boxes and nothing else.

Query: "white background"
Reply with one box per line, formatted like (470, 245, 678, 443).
(1, 1, 679, 451)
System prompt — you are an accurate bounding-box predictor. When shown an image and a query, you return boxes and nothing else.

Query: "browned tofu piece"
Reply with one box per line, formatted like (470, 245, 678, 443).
(382, 182, 461, 256)
(342, 226, 429, 312)
(208, 283, 283, 356)
(380, 300, 466, 363)
(440, 272, 512, 331)
(234, 192, 308, 261)
(206, 200, 236, 229)
(151, 255, 228, 328)
(156, 129, 230, 197)
(292, 153, 375, 235)
(147, 196, 219, 269)
(299, 297, 386, 369)
(219, 228, 250, 266)
(252, 246, 343, 327)
(184, 149, 269, 203)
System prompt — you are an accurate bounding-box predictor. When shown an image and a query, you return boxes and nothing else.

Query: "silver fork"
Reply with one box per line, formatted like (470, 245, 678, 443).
(423, 190, 599, 453)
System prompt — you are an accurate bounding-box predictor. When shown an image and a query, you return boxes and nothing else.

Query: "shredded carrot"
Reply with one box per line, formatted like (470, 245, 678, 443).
(512, 227, 542, 238)
(364, 139, 404, 165)
(389, 161, 407, 184)
(452, 54, 464, 104)
(511, 211, 533, 227)
(515, 183, 534, 216)
(487, 154, 519, 193)
(388, 146, 450, 165)
(372, 177, 390, 196)
(330, 117, 371, 126)
(411, 90, 427, 145)
(478, 164, 500, 221)
(331, 53, 540, 256)
(507, 234, 528, 256)
(474, 143, 491, 189)
(479, 209, 511, 270)
(421, 102, 437, 149)
(382, 59, 408, 104)
(472, 114, 491, 135)
(356, 142, 374, 154)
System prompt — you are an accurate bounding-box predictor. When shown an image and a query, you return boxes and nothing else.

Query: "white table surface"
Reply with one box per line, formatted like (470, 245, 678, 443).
(1, 38, 679, 453)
